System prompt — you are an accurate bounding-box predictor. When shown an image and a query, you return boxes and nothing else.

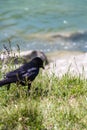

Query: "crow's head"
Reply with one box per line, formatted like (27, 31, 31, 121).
(31, 57, 44, 69)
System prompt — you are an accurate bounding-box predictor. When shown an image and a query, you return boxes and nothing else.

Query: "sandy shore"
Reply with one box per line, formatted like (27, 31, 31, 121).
(46, 51, 87, 78)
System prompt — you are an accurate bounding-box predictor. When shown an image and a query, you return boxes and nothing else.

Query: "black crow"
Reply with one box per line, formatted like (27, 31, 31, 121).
(0, 57, 44, 91)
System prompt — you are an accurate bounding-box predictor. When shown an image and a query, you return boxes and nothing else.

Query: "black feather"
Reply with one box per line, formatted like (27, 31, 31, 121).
(0, 57, 44, 91)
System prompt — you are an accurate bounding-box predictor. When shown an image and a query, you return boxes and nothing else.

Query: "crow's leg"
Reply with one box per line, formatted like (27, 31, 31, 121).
(26, 83, 31, 96)
(28, 83, 31, 92)
(7, 84, 10, 90)
(20, 81, 26, 86)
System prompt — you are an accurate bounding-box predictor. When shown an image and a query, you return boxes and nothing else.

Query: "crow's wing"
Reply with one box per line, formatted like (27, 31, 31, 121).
(22, 67, 39, 81)
(5, 62, 31, 78)
(6, 67, 25, 78)
(6, 67, 39, 81)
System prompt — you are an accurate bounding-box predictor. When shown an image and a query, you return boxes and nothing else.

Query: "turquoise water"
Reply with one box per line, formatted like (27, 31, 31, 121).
(0, 0, 87, 53)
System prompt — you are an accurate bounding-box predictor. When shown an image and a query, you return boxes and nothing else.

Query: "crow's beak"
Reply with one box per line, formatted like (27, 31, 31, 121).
(42, 66, 44, 69)
(42, 61, 45, 69)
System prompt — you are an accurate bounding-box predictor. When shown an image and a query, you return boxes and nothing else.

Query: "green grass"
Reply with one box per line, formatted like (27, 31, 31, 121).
(0, 48, 87, 130)
(0, 70, 87, 130)
(0, 42, 87, 130)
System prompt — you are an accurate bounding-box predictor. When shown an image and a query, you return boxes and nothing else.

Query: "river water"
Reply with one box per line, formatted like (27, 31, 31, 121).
(0, 0, 87, 53)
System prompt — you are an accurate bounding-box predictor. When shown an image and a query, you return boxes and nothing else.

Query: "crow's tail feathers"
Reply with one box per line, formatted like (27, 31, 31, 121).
(0, 78, 12, 87)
